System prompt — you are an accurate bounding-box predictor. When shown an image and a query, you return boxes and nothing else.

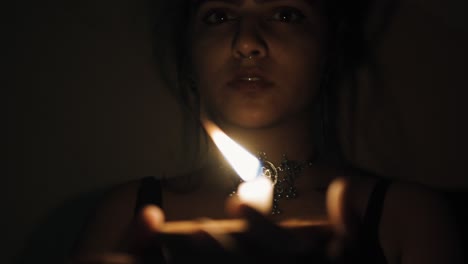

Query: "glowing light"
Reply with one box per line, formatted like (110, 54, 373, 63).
(202, 118, 273, 214)
(202, 119, 261, 181)
(237, 177, 273, 214)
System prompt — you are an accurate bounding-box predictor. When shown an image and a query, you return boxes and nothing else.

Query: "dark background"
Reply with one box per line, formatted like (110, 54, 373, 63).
(7, 0, 468, 263)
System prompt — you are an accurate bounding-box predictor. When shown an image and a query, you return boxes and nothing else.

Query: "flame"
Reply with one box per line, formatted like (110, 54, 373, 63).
(202, 118, 261, 181)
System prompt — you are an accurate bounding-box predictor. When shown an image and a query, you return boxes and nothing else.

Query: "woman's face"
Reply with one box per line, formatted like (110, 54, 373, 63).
(189, 0, 326, 129)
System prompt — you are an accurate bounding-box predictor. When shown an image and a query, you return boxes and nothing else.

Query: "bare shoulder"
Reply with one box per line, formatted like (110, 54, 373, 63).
(381, 182, 464, 264)
(73, 179, 142, 256)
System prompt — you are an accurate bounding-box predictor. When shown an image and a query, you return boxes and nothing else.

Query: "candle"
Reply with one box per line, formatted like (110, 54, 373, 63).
(237, 176, 273, 214)
(202, 118, 273, 214)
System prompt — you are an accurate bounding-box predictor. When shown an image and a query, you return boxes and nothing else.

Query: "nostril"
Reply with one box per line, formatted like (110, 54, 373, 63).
(232, 28, 267, 59)
(238, 49, 261, 59)
(250, 50, 261, 57)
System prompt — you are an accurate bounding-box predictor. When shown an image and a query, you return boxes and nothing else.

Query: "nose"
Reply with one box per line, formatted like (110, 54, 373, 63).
(232, 19, 267, 60)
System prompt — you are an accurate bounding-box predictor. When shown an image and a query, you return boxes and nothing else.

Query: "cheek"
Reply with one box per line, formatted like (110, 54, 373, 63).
(190, 31, 232, 79)
(190, 38, 234, 110)
(281, 41, 322, 95)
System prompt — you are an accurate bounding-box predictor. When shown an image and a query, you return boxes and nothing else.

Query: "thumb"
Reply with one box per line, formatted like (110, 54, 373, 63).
(123, 205, 165, 254)
(326, 177, 360, 261)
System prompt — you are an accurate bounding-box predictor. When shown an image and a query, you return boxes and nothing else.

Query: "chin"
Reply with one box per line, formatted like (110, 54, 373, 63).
(222, 111, 281, 129)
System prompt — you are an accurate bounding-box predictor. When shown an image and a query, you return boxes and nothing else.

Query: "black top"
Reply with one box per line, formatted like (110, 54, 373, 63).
(134, 176, 163, 216)
(359, 178, 390, 264)
(134, 176, 390, 264)
(134, 176, 165, 263)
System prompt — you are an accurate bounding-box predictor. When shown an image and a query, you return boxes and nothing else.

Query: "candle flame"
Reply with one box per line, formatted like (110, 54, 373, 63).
(202, 118, 261, 181)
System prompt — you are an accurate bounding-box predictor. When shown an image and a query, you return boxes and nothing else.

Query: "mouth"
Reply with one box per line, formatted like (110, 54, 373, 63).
(227, 78, 273, 91)
(227, 71, 274, 91)
(239, 77, 262, 81)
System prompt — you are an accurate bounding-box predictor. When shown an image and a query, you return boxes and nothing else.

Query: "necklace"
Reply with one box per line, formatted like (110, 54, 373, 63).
(229, 152, 317, 215)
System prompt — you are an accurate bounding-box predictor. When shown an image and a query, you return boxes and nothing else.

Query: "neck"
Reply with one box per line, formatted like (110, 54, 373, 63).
(213, 112, 317, 166)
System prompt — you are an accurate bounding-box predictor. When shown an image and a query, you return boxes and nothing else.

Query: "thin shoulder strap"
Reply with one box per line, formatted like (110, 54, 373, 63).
(133, 176, 166, 263)
(363, 179, 390, 230)
(361, 178, 391, 263)
(134, 176, 163, 216)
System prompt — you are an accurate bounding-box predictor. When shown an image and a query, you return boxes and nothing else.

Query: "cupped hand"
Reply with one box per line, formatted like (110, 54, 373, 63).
(70, 205, 166, 264)
(72, 177, 360, 264)
(160, 177, 360, 264)
(224, 200, 332, 264)
(216, 177, 360, 264)
(69, 253, 138, 264)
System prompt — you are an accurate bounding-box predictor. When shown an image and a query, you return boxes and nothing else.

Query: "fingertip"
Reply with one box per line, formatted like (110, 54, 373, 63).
(238, 203, 259, 217)
(225, 196, 267, 229)
(141, 205, 165, 231)
(225, 195, 243, 217)
(71, 253, 137, 264)
(326, 177, 348, 235)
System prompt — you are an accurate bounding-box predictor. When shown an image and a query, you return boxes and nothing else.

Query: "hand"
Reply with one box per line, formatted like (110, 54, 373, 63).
(157, 177, 359, 264)
(154, 177, 360, 264)
(325, 177, 361, 263)
(70, 253, 138, 264)
(213, 177, 360, 264)
(70, 206, 166, 264)
(72, 177, 360, 264)
(223, 201, 332, 264)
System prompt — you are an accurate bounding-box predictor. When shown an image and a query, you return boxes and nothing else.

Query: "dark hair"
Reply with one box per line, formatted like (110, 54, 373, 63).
(148, 0, 379, 167)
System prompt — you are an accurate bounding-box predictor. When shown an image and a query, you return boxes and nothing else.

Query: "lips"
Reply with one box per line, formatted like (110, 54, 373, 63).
(227, 70, 274, 91)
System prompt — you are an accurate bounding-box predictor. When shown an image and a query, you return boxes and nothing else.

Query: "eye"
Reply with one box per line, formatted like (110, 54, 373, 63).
(202, 9, 237, 25)
(271, 7, 305, 23)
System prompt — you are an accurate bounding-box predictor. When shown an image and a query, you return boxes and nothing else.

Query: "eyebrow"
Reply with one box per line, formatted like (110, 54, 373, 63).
(193, 0, 288, 9)
(191, 0, 317, 15)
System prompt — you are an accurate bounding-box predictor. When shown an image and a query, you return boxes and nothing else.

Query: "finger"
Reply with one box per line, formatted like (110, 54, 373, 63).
(139, 205, 165, 232)
(225, 196, 272, 227)
(326, 177, 361, 261)
(124, 205, 165, 254)
(225, 195, 242, 218)
(226, 198, 275, 231)
(226, 198, 291, 252)
(70, 253, 137, 264)
(326, 177, 359, 237)
(225, 194, 331, 262)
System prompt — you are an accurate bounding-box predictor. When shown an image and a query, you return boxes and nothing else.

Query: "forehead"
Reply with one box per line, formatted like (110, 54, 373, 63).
(192, 0, 316, 7)
(194, 0, 281, 3)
